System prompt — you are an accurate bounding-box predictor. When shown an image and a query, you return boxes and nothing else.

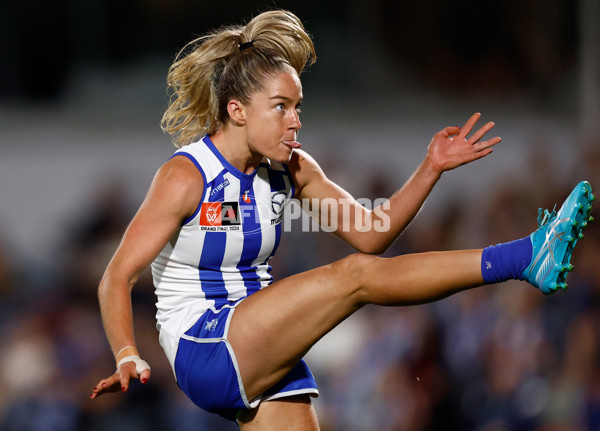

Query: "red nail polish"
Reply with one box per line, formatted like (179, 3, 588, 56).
(141, 378, 147, 384)
(121, 386, 126, 392)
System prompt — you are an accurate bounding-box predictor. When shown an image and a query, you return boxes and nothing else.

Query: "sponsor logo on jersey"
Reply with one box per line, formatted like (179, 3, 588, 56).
(200, 202, 241, 231)
(198, 191, 290, 232)
(271, 192, 287, 215)
(242, 191, 252, 204)
(210, 178, 230, 196)
(270, 191, 287, 225)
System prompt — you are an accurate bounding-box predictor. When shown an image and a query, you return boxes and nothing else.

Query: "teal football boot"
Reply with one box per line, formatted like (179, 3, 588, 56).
(521, 181, 594, 294)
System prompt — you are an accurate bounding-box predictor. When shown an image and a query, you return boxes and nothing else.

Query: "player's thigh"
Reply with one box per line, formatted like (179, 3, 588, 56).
(232, 252, 374, 349)
(229, 254, 372, 396)
(238, 395, 320, 431)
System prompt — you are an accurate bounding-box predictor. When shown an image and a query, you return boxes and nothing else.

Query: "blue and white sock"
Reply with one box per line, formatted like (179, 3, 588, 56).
(481, 237, 533, 284)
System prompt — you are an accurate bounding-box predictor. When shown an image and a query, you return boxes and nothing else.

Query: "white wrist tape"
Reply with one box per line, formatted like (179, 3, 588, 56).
(115, 345, 136, 358)
(117, 355, 151, 375)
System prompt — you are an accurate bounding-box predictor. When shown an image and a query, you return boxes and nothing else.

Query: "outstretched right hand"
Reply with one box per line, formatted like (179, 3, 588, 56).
(90, 356, 151, 399)
(425, 112, 501, 174)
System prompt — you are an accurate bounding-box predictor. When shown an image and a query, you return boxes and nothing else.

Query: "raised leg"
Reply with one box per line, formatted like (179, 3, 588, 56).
(228, 249, 484, 400)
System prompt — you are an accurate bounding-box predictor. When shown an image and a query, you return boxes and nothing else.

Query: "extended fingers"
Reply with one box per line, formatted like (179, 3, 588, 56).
(118, 361, 144, 392)
(473, 136, 501, 152)
(468, 146, 494, 163)
(91, 375, 120, 399)
(90, 364, 140, 399)
(468, 120, 497, 144)
(458, 112, 482, 138)
(457, 113, 501, 151)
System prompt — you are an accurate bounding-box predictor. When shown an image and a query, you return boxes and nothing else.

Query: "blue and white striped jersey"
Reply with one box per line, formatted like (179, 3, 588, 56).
(151, 135, 295, 368)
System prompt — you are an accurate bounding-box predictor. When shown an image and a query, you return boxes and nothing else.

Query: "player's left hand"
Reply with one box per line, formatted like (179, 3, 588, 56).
(90, 357, 151, 399)
(426, 112, 500, 174)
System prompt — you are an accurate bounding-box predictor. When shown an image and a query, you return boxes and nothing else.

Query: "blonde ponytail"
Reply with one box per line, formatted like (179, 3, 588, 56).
(161, 10, 316, 148)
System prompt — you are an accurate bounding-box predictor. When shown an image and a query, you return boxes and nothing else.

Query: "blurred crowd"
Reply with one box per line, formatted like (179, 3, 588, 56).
(0, 138, 599, 431)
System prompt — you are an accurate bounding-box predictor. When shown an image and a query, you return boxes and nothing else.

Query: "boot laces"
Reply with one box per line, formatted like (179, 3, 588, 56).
(537, 204, 557, 228)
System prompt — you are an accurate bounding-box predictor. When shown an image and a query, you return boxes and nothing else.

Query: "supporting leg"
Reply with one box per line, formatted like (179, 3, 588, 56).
(237, 395, 320, 431)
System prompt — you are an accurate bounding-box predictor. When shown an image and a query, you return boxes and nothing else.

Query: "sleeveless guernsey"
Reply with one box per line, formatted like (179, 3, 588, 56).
(151, 135, 295, 369)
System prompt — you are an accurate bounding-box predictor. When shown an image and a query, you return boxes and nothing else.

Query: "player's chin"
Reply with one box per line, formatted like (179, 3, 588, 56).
(271, 146, 294, 163)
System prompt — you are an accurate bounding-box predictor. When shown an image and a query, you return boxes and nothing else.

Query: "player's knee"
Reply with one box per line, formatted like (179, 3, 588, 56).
(335, 253, 379, 297)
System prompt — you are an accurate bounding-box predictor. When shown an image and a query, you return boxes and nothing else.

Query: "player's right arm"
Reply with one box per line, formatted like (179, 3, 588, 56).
(91, 155, 204, 399)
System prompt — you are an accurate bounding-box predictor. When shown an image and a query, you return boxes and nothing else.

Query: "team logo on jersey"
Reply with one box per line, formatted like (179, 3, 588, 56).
(199, 202, 241, 231)
(204, 318, 218, 331)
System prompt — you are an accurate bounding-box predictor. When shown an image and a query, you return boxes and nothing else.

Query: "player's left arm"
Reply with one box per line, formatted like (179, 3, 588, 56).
(290, 113, 500, 254)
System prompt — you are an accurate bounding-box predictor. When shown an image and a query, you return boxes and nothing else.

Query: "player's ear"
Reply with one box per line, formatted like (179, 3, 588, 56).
(227, 100, 246, 125)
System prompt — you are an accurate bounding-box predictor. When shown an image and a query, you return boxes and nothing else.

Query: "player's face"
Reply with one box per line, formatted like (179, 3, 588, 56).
(243, 70, 303, 162)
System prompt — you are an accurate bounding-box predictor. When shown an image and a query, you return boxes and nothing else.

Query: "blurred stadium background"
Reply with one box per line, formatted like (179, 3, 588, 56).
(1, 1, 599, 430)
